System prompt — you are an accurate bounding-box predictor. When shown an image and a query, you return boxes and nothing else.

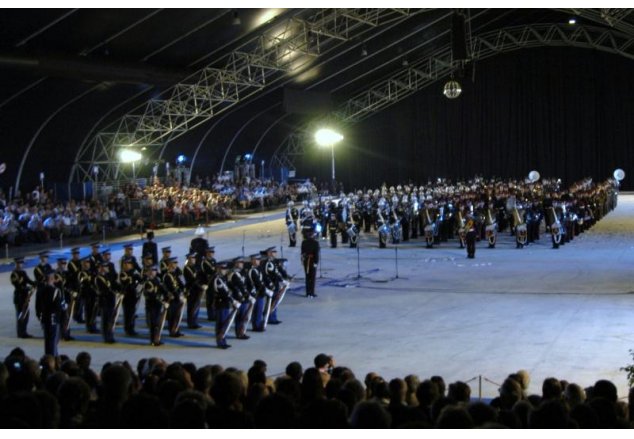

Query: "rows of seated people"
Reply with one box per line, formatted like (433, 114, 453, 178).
(0, 177, 312, 248)
(0, 347, 630, 428)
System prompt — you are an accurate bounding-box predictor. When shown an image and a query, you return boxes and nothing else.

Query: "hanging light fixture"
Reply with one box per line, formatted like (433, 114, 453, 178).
(361, 45, 368, 57)
(443, 78, 462, 99)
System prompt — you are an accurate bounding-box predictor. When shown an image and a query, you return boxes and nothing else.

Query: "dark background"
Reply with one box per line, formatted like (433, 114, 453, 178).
(295, 47, 634, 190)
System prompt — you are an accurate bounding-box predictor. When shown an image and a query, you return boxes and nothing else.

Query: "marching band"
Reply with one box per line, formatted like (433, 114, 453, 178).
(292, 176, 618, 253)
(7, 174, 619, 354)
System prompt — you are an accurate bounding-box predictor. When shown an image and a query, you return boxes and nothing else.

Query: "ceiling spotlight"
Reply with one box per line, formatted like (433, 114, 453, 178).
(568, 17, 576, 25)
(402, 58, 409, 67)
(443, 79, 462, 99)
(361, 45, 368, 57)
(232, 10, 241, 26)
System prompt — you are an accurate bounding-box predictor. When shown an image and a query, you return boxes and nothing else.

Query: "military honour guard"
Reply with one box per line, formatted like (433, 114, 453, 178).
(10, 257, 36, 338)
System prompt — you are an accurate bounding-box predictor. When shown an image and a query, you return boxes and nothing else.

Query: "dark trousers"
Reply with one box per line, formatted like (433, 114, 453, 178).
(101, 297, 116, 342)
(43, 320, 60, 357)
(329, 230, 337, 248)
(122, 291, 138, 334)
(146, 302, 163, 344)
(252, 296, 266, 331)
(235, 300, 253, 337)
(14, 293, 30, 337)
(73, 295, 84, 322)
(216, 306, 234, 346)
(187, 288, 202, 328)
(168, 297, 185, 335)
(205, 289, 215, 321)
(85, 293, 99, 332)
(466, 231, 477, 258)
(304, 262, 316, 296)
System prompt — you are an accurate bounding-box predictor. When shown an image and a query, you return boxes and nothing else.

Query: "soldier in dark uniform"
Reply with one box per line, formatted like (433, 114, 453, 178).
(95, 262, 117, 343)
(142, 231, 159, 266)
(247, 253, 271, 332)
(36, 271, 66, 356)
(183, 253, 204, 329)
(79, 257, 99, 333)
(262, 247, 289, 325)
(163, 257, 186, 337)
(212, 261, 236, 349)
(285, 201, 299, 247)
(300, 209, 315, 240)
(89, 242, 103, 273)
(67, 247, 84, 323)
(301, 230, 320, 297)
(201, 246, 217, 321)
(34, 251, 53, 286)
(227, 256, 253, 340)
(54, 257, 75, 341)
(144, 265, 168, 346)
(465, 215, 477, 259)
(120, 244, 142, 273)
(101, 248, 118, 280)
(141, 253, 154, 277)
(10, 257, 36, 338)
(160, 247, 172, 276)
(328, 211, 338, 248)
(190, 226, 209, 263)
(120, 256, 142, 336)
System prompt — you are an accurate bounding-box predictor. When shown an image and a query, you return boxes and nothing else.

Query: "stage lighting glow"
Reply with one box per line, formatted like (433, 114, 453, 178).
(614, 168, 626, 181)
(177, 154, 186, 164)
(244, 154, 252, 160)
(119, 149, 142, 163)
(568, 18, 576, 25)
(443, 80, 462, 99)
(315, 128, 343, 147)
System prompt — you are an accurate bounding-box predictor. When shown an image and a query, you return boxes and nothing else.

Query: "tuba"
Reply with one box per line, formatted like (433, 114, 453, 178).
(512, 207, 527, 247)
(485, 208, 497, 248)
(545, 207, 562, 247)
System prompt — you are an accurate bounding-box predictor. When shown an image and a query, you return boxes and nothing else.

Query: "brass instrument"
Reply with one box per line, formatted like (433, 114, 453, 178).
(485, 208, 497, 248)
(512, 207, 527, 247)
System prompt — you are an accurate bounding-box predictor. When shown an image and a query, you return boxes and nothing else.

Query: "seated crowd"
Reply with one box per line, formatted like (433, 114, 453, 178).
(0, 188, 130, 246)
(0, 176, 312, 248)
(0, 348, 631, 428)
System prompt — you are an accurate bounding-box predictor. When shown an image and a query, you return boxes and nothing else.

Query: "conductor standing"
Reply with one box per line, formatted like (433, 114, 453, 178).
(301, 230, 320, 298)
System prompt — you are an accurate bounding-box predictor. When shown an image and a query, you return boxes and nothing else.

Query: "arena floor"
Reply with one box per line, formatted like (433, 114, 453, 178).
(2, 194, 634, 399)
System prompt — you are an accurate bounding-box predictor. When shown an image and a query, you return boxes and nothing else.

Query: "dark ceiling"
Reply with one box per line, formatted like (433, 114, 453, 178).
(0, 8, 632, 192)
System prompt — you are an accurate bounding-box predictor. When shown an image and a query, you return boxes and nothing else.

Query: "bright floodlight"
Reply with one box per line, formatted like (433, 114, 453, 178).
(119, 149, 142, 163)
(315, 128, 343, 147)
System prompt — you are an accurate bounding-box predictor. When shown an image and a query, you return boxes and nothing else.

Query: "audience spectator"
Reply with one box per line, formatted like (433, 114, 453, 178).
(0, 347, 631, 429)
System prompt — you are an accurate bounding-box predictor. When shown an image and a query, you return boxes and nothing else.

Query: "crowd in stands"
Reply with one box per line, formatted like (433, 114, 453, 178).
(0, 188, 130, 247)
(0, 347, 631, 428)
(0, 176, 315, 248)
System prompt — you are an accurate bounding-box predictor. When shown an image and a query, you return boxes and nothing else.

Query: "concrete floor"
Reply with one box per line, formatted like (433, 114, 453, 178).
(2, 194, 634, 399)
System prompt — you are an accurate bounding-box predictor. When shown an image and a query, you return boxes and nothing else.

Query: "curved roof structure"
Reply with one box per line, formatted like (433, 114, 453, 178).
(1, 8, 633, 192)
